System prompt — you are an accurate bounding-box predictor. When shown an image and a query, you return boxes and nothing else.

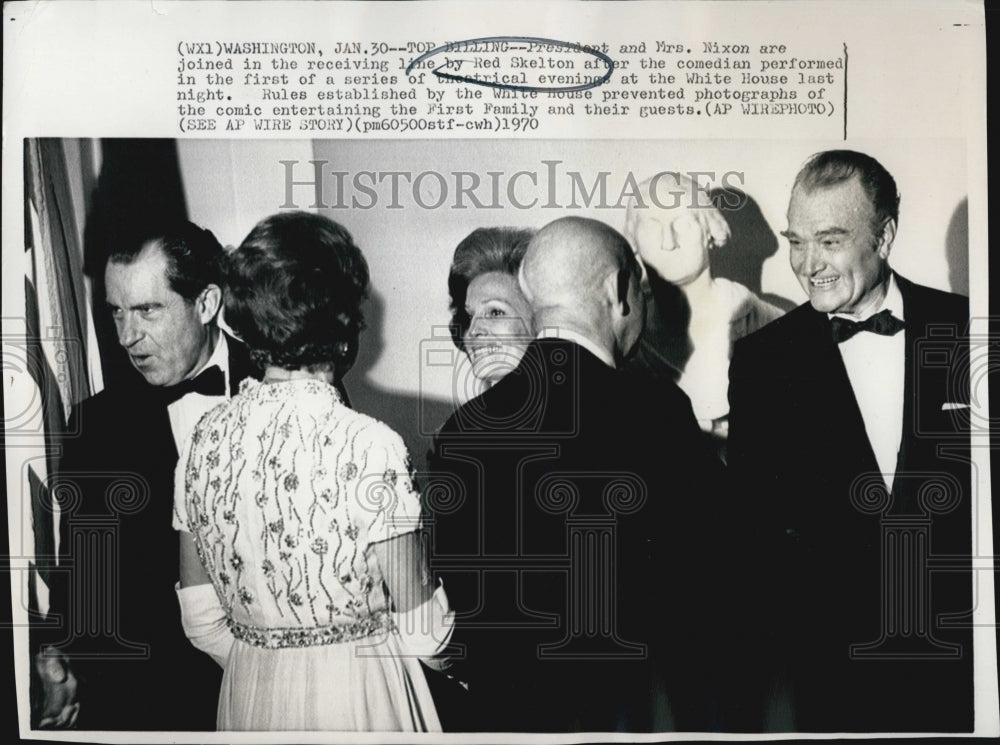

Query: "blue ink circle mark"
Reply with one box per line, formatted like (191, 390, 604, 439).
(406, 36, 614, 93)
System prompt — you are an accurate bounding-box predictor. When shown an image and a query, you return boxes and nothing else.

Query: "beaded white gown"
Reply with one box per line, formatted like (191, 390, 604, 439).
(174, 378, 442, 731)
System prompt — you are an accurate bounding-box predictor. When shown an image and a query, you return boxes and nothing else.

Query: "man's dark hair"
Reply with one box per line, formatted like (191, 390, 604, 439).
(107, 220, 224, 300)
(447, 227, 534, 351)
(793, 149, 900, 229)
(224, 211, 370, 374)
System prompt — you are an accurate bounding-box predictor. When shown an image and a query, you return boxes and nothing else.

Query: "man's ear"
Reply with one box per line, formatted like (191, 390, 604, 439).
(877, 218, 897, 260)
(614, 268, 633, 317)
(197, 284, 222, 324)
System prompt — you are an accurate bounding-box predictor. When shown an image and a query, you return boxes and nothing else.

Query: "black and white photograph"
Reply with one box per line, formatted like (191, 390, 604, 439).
(3, 1, 994, 742)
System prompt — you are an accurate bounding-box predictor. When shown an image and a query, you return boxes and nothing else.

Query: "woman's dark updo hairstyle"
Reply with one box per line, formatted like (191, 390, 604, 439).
(225, 211, 370, 374)
(447, 227, 534, 351)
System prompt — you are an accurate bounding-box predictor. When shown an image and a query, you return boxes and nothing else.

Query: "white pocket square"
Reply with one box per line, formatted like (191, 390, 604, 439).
(941, 402, 970, 411)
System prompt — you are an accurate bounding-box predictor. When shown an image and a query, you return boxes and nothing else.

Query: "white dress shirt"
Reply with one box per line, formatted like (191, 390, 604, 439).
(831, 275, 905, 490)
(167, 332, 231, 453)
(537, 326, 616, 369)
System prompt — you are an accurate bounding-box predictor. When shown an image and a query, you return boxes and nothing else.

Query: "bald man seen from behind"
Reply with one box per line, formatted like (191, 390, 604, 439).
(427, 216, 726, 732)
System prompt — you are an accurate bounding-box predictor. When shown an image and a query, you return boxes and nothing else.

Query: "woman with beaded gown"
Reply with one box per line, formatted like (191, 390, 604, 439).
(173, 213, 452, 731)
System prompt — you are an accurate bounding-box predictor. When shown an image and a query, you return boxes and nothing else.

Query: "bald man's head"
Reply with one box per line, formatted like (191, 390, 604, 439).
(520, 216, 645, 362)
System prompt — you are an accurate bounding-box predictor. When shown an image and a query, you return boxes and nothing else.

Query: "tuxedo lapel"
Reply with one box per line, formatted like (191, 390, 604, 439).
(891, 274, 957, 508)
(134, 385, 180, 463)
(794, 307, 880, 471)
(894, 276, 920, 495)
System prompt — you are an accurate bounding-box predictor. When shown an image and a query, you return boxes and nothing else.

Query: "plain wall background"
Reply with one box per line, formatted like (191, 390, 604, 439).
(176, 138, 968, 469)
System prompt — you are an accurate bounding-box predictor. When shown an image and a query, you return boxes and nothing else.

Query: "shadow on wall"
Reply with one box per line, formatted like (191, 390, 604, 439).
(83, 139, 190, 391)
(345, 289, 456, 481)
(708, 186, 796, 312)
(637, 269, 693, 379)
(945, 197, 969, 297)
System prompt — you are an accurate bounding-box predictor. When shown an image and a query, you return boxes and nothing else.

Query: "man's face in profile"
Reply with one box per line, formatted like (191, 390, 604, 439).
(785, 175, 890, 317)
(105, 242, 212, 387)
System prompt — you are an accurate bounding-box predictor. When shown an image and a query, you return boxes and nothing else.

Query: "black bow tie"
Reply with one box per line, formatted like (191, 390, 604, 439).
(161, 365, 225, 405)
(830, 309, 905, 344)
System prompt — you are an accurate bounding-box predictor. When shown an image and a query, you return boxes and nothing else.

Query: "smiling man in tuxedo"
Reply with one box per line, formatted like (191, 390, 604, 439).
(727, 150, 973, 731)
(36, 221, 259, 730)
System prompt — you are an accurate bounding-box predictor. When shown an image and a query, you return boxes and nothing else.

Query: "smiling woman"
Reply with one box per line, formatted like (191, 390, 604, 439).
(446, 227, 535, 388)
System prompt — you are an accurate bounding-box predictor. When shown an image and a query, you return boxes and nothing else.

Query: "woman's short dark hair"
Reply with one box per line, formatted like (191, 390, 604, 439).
(225, 211, 370, 372)
(447, 227, 534, 351)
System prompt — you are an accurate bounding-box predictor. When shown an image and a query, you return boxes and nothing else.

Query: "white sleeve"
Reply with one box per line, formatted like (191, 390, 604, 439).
(356, 427, 423, 544)
(175, 582, 233, 668)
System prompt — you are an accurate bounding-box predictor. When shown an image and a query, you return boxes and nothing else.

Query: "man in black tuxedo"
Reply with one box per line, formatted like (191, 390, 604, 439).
(428, 216, 723, 732)
(727, 150, 973, 731)
(36, 222, 259, 730)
